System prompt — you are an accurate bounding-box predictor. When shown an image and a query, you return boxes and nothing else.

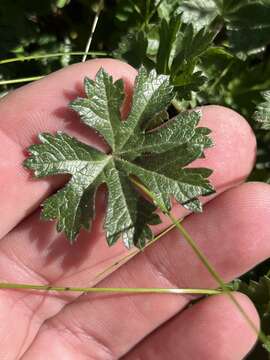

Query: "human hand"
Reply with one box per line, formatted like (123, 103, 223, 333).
(0, 59, 268, 359)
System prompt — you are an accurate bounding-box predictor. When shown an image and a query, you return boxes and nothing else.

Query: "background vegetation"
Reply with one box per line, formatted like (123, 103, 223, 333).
(1, 0, 270, 357)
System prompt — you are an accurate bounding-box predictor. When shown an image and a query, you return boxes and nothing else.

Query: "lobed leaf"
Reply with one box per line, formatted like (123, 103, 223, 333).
(25, 67, 214, 248)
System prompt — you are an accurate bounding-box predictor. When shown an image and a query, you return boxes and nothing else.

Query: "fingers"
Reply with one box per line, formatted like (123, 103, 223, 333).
(194, 105, 256, 192)
(178, 181, 270, 288)
(21, 182, 270, 359)
(0, 58, 137, 238)
(0, 58, 256, 239)
(0, 100, 257, 358)
(0, 60, 257, 358)
(124, 293, 259, 360)
(0, 105, 257, 288)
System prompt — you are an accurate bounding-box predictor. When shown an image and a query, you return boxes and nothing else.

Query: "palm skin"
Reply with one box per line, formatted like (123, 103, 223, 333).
(0, 58, 268, 359)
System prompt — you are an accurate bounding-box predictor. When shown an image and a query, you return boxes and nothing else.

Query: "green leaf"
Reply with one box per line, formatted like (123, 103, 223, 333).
(171, 25, 214, 74)
(226, 2, 270, 55)
(25, 67, 214, 248)
(114, 15, 215, 101)
(254, 91, 270, 130)
(157, 0, 182, 21)
(25, 132, 109, 241)
(56, 0, 70, 8)
(179, 0, 219, 30)
(160, 18, 214, 99)
(157, 16, 181, 73)
(70, 68, 124, 150)
(113, 31, 154, 69)
(115, 67, 175, 150)
(235, 275, 270, 355)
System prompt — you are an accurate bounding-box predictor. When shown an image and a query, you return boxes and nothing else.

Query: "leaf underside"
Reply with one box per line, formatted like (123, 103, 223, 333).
(24, 67, 215, 249)
(254, 91, 270, 130)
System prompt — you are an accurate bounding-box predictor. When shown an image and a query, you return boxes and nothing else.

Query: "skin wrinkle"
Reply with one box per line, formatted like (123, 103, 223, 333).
(0, 246, 50, 285)
(0, 291, 50, 360)
(113, 267, 163, 328)
(16, 294, 48, 359)
(0, 128, 22, 164)
(23, 183, 267, 359)
(123, 293, 260, 360)
(0, 244, 74, 300)
(58, 245, 126, 283)
(0, 247, 69, 359)
(0, 225, 130, 358)
(42, 314, 115, 360)
(26, 245, 190, 360)
(146, 239, 196, 301)
(1, 187, 262, 358)
(3, 188, 253, 358)
(141, 243, 189, 295)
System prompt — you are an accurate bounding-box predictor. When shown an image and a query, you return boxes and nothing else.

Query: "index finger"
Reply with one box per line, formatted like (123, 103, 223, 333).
(0, 59, 136, 238)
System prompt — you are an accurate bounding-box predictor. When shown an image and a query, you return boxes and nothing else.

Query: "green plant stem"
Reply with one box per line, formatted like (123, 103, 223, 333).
(147, 0, 165, 23)
(0, 51, 108, 65)
(130, 177, 268, 346)
(92, 220, 181, 282)
(82, 0, 104, 62)
(0, 76, 44, 86)
(170, 217, 266, 339)
(209, 60, 234, 92)
(139, 0, 165, 31)
(0, 282, 221, 295)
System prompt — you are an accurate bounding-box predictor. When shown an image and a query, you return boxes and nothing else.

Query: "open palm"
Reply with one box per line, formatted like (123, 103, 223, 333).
(0, 59, 268, 359)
